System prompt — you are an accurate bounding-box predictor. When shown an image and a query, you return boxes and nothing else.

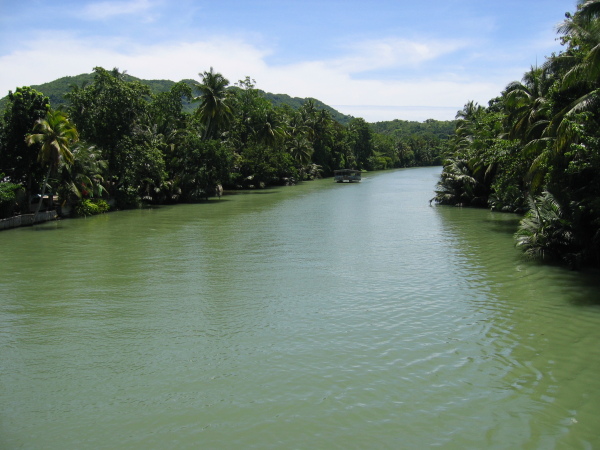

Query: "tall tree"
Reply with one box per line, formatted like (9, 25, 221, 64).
(0, 87, 50, 198)
(195, 68, 233, 140)
(149, 81, 193, 137)
(346, 118, 373, 169)
(557, 0, 600, 88)
(25, 109, 79, 220)
(67, 67, 151, 177)
(503, 67, 551, 142)
(57, 142, 107, 207)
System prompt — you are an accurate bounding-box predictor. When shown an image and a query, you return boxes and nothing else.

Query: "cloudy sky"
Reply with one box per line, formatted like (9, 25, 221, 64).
(0, 0, 576, 122)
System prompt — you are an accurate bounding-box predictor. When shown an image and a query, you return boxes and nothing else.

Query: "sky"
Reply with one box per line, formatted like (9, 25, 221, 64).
(0, 0, 578, 122)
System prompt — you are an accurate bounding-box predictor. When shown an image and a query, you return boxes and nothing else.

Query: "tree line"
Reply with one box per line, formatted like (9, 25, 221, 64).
(432, 0, 600, 269)
(0, 66, 450, 219)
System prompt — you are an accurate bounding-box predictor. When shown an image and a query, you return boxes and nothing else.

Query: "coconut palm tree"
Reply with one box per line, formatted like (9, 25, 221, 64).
(503, 66, 552, 141)
(433, 158, 478, 205)
(25, 109, 79, 221)
(455, 101, 483, 129)
(557, 0, 600, 88)
(57, 142, 107, 207)
(545, 0, 600, 143)
(287, 135, 314, 168)
(515, 191, 575, 261)
(194, 67, 233, 140)
(519, 4, 600, 194)
(282, 112, 315, 178)
(254, 107, 285, 147)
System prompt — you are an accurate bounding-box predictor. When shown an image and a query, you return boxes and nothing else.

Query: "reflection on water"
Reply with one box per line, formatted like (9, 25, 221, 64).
(1, 167, 600, 449)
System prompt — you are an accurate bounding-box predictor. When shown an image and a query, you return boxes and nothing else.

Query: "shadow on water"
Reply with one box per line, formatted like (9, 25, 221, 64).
(31, 221, 65, 231)
(181, 198, 233, 206)
(435, 204, 600, 309)
(223, 189, 281, 196)
(483, 214, 522, 235)
(564, 267, 600, 306)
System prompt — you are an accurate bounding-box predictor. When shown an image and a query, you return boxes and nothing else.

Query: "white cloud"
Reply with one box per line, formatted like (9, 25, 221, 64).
(0, 34, 268, 93)
(253, 59, 499, 119)
(0, 34, 506, 122)
(333, 37, 469, 73)
(79, 0, 157, 20)
(333, 106, 462, 122)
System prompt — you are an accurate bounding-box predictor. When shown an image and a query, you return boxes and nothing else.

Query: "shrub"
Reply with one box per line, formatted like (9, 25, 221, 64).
(95, 199, 110, 213)
(0, 176, 22, 219)
(75, 198, 110, 217)
(515, 192, 575, 262)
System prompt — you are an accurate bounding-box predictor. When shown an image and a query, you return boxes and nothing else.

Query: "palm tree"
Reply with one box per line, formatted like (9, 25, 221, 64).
(517, 4, 600, 193)
(432, 158, 478, 205)
(194, 67, 233, 140)
(254, 108, 285, 147)
(452, 101, 487, 155)
(25, 109, 79, 221)
(455, 101, 483, 128)
(515, 191, 575, 261)
(283, 112, 314, 178)
(58, 142, 107, 207)
(310, 109, 335, 173)
(544, 0, 600, 146)
(503, 66, 552, 141)
(287, 135, 314, 168)
(556, 0, 600, 88)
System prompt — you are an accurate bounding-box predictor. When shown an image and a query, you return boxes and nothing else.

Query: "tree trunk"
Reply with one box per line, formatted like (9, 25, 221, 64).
(33, 166, 51, 224)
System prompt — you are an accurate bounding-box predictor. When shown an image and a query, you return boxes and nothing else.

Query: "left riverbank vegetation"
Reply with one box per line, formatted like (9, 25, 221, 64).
(433, 0, 600, 269)
(0, 67, 453, 222)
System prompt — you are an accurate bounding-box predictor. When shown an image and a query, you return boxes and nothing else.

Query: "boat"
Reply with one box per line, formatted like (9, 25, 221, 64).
(334, 169, 362, 183)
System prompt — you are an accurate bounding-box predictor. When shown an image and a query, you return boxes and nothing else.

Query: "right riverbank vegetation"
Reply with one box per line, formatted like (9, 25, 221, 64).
(433, 0, 600, 269)
(0, 67, 451, 223)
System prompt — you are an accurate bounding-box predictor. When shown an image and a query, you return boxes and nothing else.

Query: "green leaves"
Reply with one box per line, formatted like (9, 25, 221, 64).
(433, 2, 600, 267)
(515, 192, 576, 262)
(26, 109, 78, 170)
(194, 68, 233, 141)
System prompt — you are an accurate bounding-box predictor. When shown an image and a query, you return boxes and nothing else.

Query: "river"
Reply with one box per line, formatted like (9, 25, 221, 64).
(1, 166, 600, 449)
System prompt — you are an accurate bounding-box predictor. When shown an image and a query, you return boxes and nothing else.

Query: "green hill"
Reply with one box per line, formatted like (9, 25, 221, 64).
(0, 72, 455, 132)
(0, 72, 354, 124)
(261, 92, 352, 125)
(370, 118, 455, 140)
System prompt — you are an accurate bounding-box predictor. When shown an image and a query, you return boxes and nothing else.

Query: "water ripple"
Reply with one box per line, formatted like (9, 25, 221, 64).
(2, 168, 600, 448)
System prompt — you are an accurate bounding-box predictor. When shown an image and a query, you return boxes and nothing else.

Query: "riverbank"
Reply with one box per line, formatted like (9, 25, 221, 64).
(0, 211, 58, 230)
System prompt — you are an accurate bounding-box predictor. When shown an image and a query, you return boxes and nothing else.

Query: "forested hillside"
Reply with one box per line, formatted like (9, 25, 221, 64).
(0, 66, 452, 224)
(0, 73, 354, 124)
(371, 119, 454, 139)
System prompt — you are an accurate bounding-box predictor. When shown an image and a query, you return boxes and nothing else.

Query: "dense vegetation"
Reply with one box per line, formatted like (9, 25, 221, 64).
(0, 73, 355, 124)
(433, 0, 600, 268)
(0, 67, 451, 220)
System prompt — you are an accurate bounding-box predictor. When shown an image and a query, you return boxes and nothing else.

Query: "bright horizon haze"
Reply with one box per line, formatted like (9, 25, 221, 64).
(0, 0, 576, 122)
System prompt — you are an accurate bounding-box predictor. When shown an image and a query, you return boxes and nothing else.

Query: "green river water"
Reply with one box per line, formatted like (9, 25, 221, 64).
(1, 166, 600, 449)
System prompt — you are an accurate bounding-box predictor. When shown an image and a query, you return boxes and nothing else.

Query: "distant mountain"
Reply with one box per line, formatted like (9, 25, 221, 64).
(370, 118, 455, 140)
(260, 92, 353, 125)
(0, 72, 354, 125)
(1, 73, 457, 134)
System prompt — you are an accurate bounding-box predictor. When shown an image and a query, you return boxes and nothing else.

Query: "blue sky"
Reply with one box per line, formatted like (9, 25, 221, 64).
(0, 0, 577, 122)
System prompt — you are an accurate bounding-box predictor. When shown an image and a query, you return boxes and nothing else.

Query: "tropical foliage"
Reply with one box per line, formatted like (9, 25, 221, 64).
(0, 87, 50, 199)
(1, 65, 451, 226)
(75, 198, 110, 217)
(0, 174, 22, 219)
(433, 0, 600, 268)
(25, 109, 79, 219)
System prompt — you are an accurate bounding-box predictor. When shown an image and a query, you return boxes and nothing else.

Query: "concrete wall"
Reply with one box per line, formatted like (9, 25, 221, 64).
(0, 211, 57, 231)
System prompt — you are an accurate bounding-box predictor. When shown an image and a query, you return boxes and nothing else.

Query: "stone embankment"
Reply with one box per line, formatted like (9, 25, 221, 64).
(0, 211, 58, 231)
